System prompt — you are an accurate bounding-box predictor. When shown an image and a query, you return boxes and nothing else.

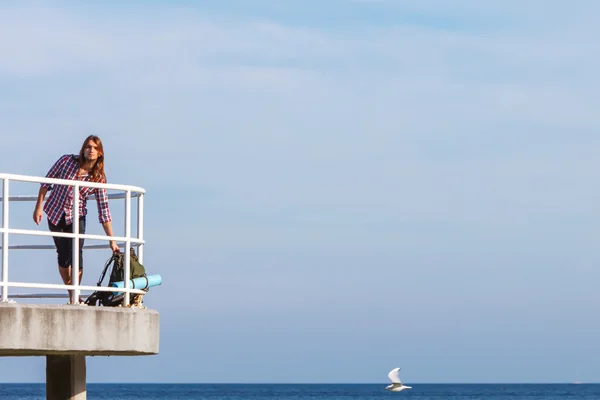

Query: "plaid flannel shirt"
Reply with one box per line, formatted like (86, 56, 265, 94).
(42, 154, 112, 226)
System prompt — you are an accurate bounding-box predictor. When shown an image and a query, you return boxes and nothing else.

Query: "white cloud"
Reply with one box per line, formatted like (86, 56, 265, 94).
(2, 2, 598, 224)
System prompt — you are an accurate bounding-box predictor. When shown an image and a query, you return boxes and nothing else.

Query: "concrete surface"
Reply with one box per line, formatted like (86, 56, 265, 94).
(0, 303, 159, 356)
(46, 355, 86, 400)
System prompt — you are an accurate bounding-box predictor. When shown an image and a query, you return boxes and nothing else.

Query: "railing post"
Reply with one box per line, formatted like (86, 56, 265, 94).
(72, 183, 80, 304)
(123, 190, 131, 306)
(137, 193, 144, 265)
(1, 178, 9, 302)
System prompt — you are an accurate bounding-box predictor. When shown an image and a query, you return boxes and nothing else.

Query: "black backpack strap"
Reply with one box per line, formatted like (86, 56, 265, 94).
(96, 253, 119, 286)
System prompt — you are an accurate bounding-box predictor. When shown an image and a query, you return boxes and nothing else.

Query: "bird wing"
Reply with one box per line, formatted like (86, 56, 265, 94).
(388, 368, 401, 384)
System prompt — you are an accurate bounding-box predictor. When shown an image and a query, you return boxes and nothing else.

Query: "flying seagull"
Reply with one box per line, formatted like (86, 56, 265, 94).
(385, 367, 412, 392)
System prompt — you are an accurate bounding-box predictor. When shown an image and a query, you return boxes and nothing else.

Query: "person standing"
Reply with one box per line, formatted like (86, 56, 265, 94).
(33, 135, 120, 304)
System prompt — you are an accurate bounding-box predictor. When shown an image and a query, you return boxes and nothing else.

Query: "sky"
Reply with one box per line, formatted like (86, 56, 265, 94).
(1, 0, 600, 384)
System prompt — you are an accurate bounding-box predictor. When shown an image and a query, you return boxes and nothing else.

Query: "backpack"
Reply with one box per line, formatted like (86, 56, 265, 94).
(85, 247, 147, 307)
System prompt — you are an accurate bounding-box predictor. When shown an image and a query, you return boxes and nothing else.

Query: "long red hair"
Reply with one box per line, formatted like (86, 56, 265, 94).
(78, 135, 106, 183)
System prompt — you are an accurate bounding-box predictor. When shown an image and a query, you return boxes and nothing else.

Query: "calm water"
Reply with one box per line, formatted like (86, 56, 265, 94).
(1, 383, 599, 400)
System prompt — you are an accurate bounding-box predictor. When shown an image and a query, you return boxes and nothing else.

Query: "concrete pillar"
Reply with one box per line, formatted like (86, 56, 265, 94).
(46, 355, 86, 400)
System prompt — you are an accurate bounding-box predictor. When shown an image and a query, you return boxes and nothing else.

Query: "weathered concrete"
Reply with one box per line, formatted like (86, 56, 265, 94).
(0, 303, 159, 356)
(46, 355, 86, 400)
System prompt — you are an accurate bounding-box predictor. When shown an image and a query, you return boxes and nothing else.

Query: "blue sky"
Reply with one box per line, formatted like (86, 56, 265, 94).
(1, 0, 600, 384)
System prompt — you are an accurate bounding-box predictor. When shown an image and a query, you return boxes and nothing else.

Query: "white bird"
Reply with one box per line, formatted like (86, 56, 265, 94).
(385, 367, 412, 392)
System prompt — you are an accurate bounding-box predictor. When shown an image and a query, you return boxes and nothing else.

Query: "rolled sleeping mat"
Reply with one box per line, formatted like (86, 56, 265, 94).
(110, 274, 162, 295)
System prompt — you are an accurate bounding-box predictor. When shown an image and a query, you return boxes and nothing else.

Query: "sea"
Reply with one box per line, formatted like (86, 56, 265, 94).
(0, 383, 599, 400)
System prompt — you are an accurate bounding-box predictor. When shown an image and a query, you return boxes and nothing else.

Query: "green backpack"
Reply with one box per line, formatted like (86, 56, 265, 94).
(85, 247, 147, 307)
(108, 247, 146, 284)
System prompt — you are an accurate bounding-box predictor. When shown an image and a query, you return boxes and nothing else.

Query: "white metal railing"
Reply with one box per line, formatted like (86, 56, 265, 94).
(0, 172, 146, 307)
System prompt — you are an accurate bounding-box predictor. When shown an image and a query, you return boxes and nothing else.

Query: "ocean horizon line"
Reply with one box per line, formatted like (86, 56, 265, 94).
(1, 382, 598, 385)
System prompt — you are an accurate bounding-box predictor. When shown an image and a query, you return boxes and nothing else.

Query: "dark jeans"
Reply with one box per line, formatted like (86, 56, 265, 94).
(48, 214, 86, 269)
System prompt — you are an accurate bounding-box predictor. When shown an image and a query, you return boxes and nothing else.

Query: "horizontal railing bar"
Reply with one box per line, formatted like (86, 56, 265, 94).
(9, 293, 86, 299)
(1, 243, 141, 250)
(1, 282, 146, 294)
(0, 228, 144, 243)
(0, 192, 140, 202)
(0, 173, 145, 194)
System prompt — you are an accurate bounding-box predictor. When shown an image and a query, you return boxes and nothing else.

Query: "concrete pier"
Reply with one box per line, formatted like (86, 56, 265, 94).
(0, 303, 160, 399)
(46, 355, 86, 400)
